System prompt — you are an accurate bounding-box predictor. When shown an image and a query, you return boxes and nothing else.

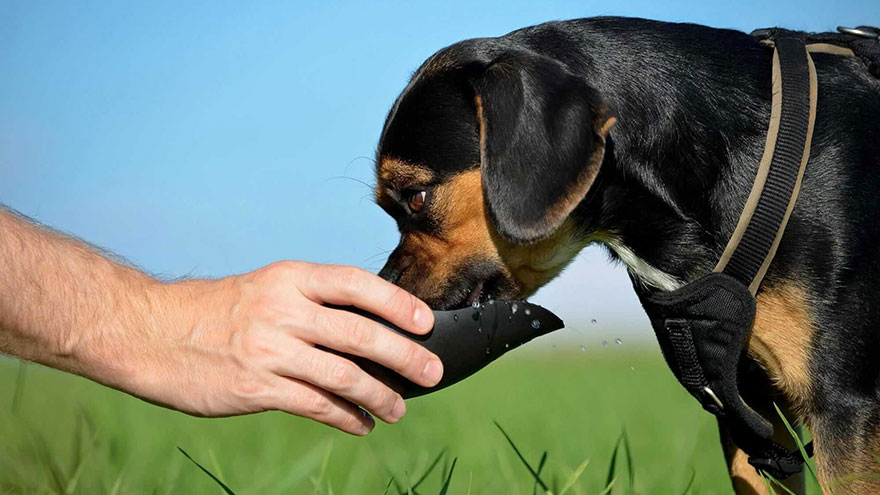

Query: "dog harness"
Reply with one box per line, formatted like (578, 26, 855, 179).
(633, 26, 880, 479)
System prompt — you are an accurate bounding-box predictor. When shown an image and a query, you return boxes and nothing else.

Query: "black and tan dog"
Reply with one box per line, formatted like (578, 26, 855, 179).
(373, 17, 880, 494)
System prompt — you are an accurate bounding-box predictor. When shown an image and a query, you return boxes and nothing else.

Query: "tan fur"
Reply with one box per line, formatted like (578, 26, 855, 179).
(383, 168, 588, 302)
(814, 427, 880, 494)
(543, 117, 616, 225)
(748, 284, 814, 416)
(727, 446, 768, 495)
(376, 158, 435, 195)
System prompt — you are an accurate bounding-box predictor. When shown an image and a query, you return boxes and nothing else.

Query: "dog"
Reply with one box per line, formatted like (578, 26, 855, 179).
(373, 17, 880, 495)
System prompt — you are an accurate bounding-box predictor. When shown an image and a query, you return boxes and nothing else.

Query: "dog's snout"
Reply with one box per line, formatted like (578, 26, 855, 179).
(378, 245, 412, 284)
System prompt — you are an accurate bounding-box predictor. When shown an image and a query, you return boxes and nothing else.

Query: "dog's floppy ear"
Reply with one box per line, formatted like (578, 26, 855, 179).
(472, 52, 615, 244)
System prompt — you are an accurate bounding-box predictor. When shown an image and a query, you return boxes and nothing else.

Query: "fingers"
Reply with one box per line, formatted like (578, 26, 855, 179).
(265, 376, 376, 435)
(297, 264, 435, 335)
(268, 341, 406, 424)
(301, 305, 443, 388)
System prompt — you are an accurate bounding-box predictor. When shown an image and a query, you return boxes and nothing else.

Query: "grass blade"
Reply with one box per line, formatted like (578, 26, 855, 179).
(764, 472, 797, 495)
(559, 457, 590, 495)
(773, 403, 819, 485)
(438, 458, 457, 495)
(494, 421, 549, 492)
(208, 448, 227, 493)
(533, 451, 548, 495)
(680, 469, 696, 495)
(403, 471, 413, 495)
(622, 430, 634, 492)
(177, 447, 237, 495)
(382, 477, 395, 495)
(108, 469, 126, 495)
(599, 477, 617, 495)
(759, 473, 774, 494)
(411, 448, 447, 493)
(605, 433, 623, 491)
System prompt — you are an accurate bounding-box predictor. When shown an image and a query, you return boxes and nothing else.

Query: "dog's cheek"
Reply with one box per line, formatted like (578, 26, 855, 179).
(431, 168, 588, 298)
(493, 220, 590, 297)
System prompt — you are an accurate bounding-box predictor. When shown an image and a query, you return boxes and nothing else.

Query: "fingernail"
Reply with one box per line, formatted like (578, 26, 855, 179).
(360, 410, 375, 434)
(391, 397, 406, 422)
(421, 359, 443, 386)
(412, 307, 433, 331)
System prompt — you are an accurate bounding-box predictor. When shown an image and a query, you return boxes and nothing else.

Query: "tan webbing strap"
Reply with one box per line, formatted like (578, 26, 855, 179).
(807, 43, 855, 56)
(714, 50, 782, 276)
(748, 52, 817, 293)
(714, 45, 819, 295)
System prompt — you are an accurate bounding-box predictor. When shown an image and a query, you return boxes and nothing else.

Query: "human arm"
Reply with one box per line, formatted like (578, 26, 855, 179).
(0, 206, 442, 434)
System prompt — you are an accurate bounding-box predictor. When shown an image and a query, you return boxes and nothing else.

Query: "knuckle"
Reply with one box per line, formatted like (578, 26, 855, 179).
(330, 362, 357, 390)
(386, 290, 414, 316)
(397, 341, 423, 372)
(378, 390, 399, 416)
(231, 374, 271, 405)
(345, 317, 375, 349)
(261, 260, 294, 282)
(340, 412, 364, 434)
(256, 260, 306, 291)
(232, 327, 274, 361)
(337, 266, 368, 296)
(308, 307, 332, 335)
(304, 392, 333, 417)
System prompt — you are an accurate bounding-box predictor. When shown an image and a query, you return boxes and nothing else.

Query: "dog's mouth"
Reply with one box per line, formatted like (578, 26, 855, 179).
(449, 274, 507, 310)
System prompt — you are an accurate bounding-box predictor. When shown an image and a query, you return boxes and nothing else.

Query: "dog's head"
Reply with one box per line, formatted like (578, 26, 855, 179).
(375, 41, 615, 309)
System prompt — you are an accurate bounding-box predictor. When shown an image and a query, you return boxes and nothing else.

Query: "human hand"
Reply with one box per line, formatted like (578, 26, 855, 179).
(115, 261, 442, 435)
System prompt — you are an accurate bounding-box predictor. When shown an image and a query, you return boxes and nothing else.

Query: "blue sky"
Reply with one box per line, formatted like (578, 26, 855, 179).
(2, 1, 877, 340)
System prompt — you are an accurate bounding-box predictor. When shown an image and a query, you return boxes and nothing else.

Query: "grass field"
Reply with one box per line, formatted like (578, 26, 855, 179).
(0, 346, 816, 495)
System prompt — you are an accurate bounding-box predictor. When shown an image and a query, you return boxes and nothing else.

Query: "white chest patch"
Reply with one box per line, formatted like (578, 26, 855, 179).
(601, 237, 683, 292)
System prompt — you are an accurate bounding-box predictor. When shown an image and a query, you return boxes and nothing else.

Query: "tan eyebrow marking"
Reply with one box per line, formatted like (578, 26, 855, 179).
(376, 157, 436, 190)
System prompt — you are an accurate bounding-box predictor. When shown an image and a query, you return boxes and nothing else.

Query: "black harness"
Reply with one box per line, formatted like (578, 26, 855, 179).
(634, 26, 880, 479)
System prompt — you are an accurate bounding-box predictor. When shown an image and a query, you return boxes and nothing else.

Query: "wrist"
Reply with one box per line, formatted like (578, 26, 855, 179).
(103, 276, 236, 401)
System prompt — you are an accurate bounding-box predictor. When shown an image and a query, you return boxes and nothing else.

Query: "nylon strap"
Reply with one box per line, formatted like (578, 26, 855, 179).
(645, 27, 876, 478)
(714, 32, 817, 294)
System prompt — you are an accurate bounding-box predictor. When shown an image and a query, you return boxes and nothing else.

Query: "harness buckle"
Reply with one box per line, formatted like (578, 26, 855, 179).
(702, 386, 725, 411)
(748, 454, 804, 479)
(837, 26, 879, 40)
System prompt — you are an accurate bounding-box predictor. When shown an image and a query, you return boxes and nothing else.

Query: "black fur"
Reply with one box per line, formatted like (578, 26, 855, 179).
(376, 17, 880, 489)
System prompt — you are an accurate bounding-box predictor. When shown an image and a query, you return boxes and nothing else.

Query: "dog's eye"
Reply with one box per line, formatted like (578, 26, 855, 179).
(407, 190, 427, 213)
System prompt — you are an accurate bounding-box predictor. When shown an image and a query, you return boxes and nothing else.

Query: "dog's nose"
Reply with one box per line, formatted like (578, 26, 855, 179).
(378, 245, 412, 284)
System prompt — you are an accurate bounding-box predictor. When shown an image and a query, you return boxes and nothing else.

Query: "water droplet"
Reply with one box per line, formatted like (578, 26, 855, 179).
(530, 319, 541, 329)
(511, 303, 518, 314)
(471, 301, 480, 309)
(615, 338, 622, 345)
(472, 311, 480, 321)
(524, 308, 531, 316)
(508, 315, 513, 322)
(504, 343, 509, 349)
(602, 341, 608, 347)
(579, 345, 586, 352)
(478, 327, 482, 333)
(630, 366, 635, 371)
(485, 348, 491, 355)
(453, 314, 459, 321)
(591, 319, 597, 325)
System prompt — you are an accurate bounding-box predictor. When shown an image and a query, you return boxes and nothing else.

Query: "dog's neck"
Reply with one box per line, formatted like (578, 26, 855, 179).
(566, 22, 772, 290)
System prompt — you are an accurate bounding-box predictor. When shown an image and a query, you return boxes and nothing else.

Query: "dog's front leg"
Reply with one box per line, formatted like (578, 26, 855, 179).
(718, 413, 806, 494)
(718, 369, 806, 495)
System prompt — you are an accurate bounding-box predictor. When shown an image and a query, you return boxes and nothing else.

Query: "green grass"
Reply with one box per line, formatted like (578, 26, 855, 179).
(0, 348, 813, 494)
